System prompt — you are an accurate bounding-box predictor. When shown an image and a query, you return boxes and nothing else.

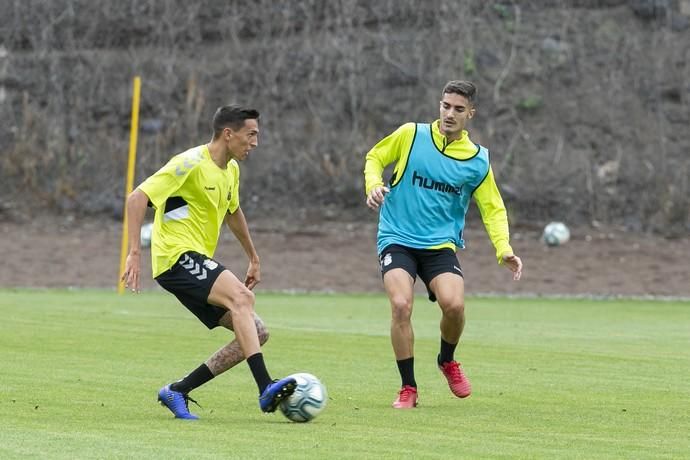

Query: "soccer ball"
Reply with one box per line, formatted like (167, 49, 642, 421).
(140, 222, 153, 248)
(542, 221, 570, 246)
(279, 373, 327, 422)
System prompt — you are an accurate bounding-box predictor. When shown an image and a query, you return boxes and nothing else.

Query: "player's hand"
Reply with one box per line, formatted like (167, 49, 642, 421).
(502, 253, 523, 281)
(244, 259, 261, 290)
(121, 252, 142, 293)
(366, 186, 390, 210)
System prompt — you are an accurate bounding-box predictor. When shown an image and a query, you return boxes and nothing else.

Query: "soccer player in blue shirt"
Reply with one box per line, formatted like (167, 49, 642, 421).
(364, 81, 523, 408)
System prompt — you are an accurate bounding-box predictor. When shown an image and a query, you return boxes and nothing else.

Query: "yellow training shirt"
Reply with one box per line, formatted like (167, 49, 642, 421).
(138, 144, 240, 277)
(364, 120, 513, 263)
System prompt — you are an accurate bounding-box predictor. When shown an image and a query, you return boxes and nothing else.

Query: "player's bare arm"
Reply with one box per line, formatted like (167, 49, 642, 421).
(121, 188, 150, 293)
(502, 253, 523, 281)
(225, 208, 261, 289)
(366, 185, 390, 210)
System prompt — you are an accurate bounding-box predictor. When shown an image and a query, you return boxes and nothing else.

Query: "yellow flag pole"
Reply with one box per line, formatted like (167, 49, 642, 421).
(118, 76, 141, 294)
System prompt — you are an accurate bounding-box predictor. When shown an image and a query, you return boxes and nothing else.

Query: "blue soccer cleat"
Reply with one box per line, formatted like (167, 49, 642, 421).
(157, 385, 200, 420)
(259, 377, 297, 413)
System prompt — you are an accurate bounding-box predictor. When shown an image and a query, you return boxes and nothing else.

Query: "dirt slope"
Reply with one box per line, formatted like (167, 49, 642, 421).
(3, 217, 688, 298)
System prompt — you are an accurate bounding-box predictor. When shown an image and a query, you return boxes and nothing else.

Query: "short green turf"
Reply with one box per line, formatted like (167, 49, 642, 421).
(1, 289, 688, 459)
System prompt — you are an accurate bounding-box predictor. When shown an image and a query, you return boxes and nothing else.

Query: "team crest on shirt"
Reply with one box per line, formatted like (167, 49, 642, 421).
(203, 259, 219, 271)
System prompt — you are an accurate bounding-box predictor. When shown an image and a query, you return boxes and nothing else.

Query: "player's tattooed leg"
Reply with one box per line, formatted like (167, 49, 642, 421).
(206, 313, 269, 375)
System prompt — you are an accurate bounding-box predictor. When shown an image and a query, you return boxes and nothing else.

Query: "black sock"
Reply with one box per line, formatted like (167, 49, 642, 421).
(439, 338, 458, 365)
(169, 363, 214, 394)
(396, 357, 416, 388)
(247, 353, 272, 393)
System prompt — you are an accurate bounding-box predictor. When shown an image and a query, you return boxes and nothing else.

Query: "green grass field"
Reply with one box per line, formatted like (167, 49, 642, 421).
(1, 289, 688, 459)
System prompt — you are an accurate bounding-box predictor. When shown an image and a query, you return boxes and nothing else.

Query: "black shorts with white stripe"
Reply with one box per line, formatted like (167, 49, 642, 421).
(155, 251, 228, 329)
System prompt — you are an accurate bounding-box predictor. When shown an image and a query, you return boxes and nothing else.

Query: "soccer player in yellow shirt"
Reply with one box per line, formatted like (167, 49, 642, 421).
(364, 81, 523, 408)
(121, 105, 295, 419)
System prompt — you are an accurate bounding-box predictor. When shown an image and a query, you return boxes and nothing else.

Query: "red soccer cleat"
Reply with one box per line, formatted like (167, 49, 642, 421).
(392, 385, 418, 409)
(438, 360, 472, 398)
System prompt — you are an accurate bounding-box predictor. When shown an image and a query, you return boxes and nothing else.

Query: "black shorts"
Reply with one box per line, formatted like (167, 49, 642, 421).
(155, 251, 228, 329)
(379, 244, 463, 302)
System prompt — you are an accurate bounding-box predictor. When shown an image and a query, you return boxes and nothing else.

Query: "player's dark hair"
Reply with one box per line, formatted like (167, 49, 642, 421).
(212, 105, 260, 139)
(442, 80, 477, 104)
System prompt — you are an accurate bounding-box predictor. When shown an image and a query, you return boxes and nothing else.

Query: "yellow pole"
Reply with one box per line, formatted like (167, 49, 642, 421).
(118, 76, 141, 294)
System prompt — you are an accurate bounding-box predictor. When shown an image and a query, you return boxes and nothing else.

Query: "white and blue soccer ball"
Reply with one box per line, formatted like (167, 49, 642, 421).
(140, 222, 153, 248)
(279, 373, 327, 422)
(542, 221, 570, 246)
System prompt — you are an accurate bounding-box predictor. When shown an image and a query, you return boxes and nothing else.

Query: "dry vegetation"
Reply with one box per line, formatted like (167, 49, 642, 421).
(1, 0, 688, 235)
